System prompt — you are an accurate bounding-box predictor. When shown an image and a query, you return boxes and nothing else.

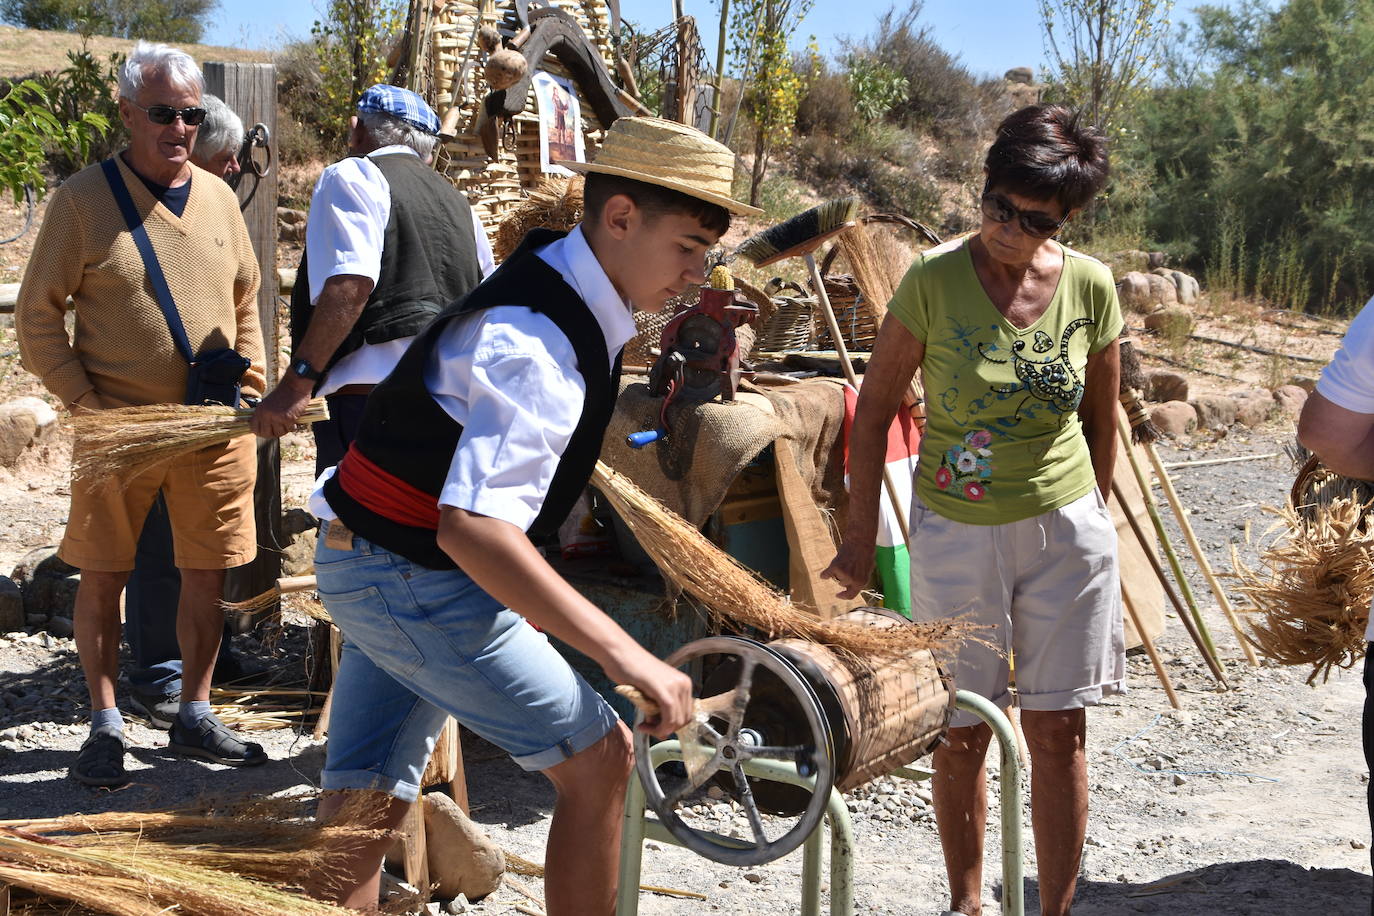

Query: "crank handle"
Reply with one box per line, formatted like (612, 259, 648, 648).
(626, 428, 665, 448)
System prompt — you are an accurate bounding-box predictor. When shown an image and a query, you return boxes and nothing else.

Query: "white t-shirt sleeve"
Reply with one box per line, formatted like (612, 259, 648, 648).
(1316, 296, 1374, 414)
(429, 310, 586, 529)
(305, 157, 390, 303)
(471, 208, 496, 279)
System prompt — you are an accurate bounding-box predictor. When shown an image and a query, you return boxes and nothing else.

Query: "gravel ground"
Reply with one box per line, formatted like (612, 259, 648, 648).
(0, 420, 1369, 915)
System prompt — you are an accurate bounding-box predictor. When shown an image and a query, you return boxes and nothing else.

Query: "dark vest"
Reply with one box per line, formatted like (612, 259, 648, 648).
(323, 228, 624, 569)
(290, 152, 484, 377)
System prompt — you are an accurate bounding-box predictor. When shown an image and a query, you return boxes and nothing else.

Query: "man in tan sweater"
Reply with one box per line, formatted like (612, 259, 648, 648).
(15, 41, 267, 788)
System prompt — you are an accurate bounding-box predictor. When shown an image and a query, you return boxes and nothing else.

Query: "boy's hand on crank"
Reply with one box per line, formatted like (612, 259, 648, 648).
(609, 651, 693, 738)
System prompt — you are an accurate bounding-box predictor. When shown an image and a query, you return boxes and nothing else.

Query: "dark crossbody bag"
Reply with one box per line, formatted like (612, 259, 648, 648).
(101, 158, 250, 407)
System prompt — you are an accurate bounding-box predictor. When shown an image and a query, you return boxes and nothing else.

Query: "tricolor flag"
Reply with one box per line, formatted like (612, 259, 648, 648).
(841, 384, 921, 617)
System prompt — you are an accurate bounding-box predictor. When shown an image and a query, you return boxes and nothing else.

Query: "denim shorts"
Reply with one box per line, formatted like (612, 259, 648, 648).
(314, 522, 621, 802)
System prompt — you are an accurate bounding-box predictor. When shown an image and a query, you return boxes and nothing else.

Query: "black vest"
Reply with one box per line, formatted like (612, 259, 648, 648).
(290, 152, 484, 377)
(323, 229, 624, 569)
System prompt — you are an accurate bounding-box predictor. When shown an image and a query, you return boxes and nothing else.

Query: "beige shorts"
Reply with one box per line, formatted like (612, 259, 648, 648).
(908, 488, 1125, 728)
(61, 434, 257, 572)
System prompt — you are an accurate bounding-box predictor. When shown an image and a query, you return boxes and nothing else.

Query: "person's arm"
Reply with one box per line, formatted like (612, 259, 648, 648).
(1078, 338, 1120, 499)
(1298, 391, 1374, 480)
(250, 273, 374, 437)
(820, 314, 925, 599)
(14, 190, 98, 409)
(436, 508, 693, 736)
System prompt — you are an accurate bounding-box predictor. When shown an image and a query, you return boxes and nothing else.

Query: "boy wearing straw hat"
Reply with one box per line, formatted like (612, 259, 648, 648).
(305, 116, 759, 911)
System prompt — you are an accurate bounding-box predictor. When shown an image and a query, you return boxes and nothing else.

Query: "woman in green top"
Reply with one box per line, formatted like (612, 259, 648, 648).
(824, 105, 1122, 916)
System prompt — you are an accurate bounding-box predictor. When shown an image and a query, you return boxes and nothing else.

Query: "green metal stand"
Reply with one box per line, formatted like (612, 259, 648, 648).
(617, 690, 1024, 916)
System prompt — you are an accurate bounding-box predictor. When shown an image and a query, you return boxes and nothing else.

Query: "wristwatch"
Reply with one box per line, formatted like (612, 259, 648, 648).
(288, 356, 323, 381)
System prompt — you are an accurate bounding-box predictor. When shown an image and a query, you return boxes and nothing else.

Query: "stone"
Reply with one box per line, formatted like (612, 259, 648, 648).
(1145, 369, 1189, 403)
(1145, 272, 1178, 308)
(0, 576, 21, 633)
(1150, 401, 1197, 438)
(1273, 384, 1309, 418)
(11, 547, 80, 624)
(1117, 272, 1153, 313)
(1171, 270, 1201, 305)
(280, 509, 319, 577)
(1004, 66, 1034, 84)
(0, 397, 58, 467)
(1147, 251, 1167, 269)
(1287, 375, 1317, 393)
(46, 615, 74, 638)
(1143, 307, 1193, 338)
(1232, 389, 1275, 428)
(445, 894, 470, 914)
(1110, 250, 1150, 276)
(423, 791, 504, 900)
(1191, 395, 1239, 430)
(277, 207, 307, 225)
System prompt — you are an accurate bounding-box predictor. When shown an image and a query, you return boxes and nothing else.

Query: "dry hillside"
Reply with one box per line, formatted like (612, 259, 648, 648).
(0, 24, 269, 79)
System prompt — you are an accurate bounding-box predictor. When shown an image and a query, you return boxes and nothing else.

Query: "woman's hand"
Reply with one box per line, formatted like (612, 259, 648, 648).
(820, 537, 876, 600)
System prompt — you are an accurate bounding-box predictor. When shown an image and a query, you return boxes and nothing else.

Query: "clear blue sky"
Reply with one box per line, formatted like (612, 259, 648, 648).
(201, 0, 1050, 78)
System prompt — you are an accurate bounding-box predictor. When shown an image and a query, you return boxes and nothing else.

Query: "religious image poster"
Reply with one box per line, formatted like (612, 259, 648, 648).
(533, 70, 584, 175)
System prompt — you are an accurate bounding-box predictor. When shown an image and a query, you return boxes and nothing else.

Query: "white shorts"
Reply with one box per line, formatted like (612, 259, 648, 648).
(908, 488, 1125, 728)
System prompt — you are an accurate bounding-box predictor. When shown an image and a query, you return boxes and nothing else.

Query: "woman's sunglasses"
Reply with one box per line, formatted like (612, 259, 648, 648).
(130, 101, 207, 126)
(980, 191, 1068, 240)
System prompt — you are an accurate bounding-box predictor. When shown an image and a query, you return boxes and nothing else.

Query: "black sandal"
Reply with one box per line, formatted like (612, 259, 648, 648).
(168, 712, 267, 767)
(71, 728, 129, 787)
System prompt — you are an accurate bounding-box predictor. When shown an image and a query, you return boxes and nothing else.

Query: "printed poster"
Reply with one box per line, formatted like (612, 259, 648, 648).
(533, 70, 585, 175)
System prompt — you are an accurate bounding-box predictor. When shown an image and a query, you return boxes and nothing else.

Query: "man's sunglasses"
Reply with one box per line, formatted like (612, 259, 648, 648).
(980, 190, 1068, 240)
(130, 101, 207, 126)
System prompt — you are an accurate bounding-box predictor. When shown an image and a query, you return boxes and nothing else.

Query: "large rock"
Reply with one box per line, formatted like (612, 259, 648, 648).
(1144, 369, 1189, 403)
(1274, 384, 1309, 418)
(1109, 250, 1150, 276)
(1172, 270, 1201, 305)
(1143, 307, 1193, 338)
(424, 792, 504, 900)
(1287, 375, 1317, 393)
(1117, 272, 1153, 313)
(1145, 272, 1178, 308)
(1147, 251, 1167, 270)
(0, 576, 22, 633)
(1150, 401, 1197, 438)
(1004, 66, 1033, 84)
(1232, 389, 1275, 427)
(280, 508, 318, 578)
(1191, 395, 1239, 430)
(0, 397, 58, 467)
(11, 547, 80, 625)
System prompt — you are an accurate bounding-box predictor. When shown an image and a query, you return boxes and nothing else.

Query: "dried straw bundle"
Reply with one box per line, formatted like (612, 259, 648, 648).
(72, 400, 329, 488)
(1231, 498, 1374, 683)
(591, 461, 965, 659)
(493, 175, 585, 261)
(0, 800, 390, 915)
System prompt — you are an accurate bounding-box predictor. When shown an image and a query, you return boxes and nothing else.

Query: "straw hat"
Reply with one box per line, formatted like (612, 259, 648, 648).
(557, 116, 762, 216)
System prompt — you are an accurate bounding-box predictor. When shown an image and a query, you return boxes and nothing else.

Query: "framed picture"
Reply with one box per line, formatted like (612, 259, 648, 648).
(534, 70, 585, 175)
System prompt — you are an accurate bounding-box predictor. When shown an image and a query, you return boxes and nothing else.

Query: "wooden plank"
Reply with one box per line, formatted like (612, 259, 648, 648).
(205, 62, 283, 631)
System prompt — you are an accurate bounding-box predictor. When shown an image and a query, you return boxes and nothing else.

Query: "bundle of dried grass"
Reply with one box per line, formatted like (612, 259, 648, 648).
(0, 798, 390, 915)
(72, 401, 329, 488)
(591, 461, 965, 659)
(493, 175, 585, 261)
(1231, 498, 1374, 683)
(221, 575, 320, 617)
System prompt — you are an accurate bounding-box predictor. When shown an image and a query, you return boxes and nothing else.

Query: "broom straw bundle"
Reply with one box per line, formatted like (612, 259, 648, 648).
(591, 461, 965, 659)
(1231, 497, 1374, 683)
(71, 400, 329, 488)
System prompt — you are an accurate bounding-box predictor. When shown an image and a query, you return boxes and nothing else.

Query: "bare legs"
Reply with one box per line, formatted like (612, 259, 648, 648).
(933, 708, 1088, 916)
(175, 567, 228, 704)
(316, 724, 634, 914)
(73, 570, 131, 711)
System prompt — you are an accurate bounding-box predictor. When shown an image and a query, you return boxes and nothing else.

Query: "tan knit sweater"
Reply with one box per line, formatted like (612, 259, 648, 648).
(16, 155, 265, 410)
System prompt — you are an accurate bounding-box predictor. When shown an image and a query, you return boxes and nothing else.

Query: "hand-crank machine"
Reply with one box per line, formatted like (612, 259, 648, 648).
(616, 610, 1027, 916)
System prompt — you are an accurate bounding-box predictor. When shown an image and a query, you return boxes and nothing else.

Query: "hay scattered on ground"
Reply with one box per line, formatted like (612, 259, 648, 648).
(591, 460, 966, 660)
(71, 401, 328, 488)
(0, 797, 390, 916)
(1231, 498, 1374, 683)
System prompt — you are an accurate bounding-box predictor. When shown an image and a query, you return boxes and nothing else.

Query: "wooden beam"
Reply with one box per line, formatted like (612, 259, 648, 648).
(205, 61, 283, 631)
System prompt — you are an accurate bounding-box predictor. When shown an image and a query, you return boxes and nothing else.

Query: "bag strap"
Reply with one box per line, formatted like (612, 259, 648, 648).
(100, 157, 194, 364)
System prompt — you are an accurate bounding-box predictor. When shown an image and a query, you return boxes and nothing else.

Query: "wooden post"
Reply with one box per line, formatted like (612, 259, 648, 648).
(204, 62, 282, 630)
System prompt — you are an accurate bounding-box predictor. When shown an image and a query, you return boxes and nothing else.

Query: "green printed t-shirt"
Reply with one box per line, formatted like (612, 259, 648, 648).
(888, 235, 1123, 526)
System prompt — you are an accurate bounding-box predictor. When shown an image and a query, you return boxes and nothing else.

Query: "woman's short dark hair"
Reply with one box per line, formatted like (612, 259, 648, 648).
(984, 104, 1109, 212)
(583, 172, 731, 236)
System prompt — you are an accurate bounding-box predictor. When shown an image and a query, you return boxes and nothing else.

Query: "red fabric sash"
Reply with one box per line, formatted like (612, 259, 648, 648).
(336, 443, 440, 529)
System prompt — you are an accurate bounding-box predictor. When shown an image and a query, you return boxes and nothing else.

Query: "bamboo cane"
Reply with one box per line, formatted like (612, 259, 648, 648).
(1115, 411, 1223, 663)
(1122, 589, 1181, 709)
(1140, 434, 1260, 667)
(1111, 481, 1229, 688)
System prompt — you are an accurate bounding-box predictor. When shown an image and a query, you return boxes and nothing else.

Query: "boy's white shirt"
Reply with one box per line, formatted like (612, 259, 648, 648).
(309, 224, 636, 531)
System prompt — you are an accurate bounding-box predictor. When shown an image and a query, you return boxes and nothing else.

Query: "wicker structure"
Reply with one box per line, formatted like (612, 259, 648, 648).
(423, 0, 622, 231)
